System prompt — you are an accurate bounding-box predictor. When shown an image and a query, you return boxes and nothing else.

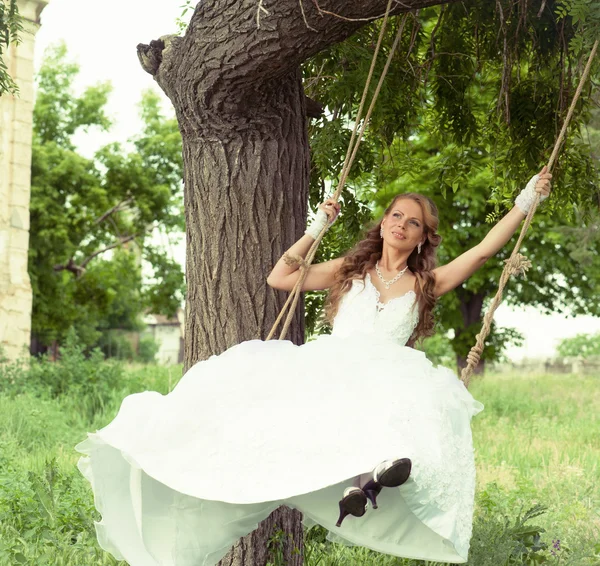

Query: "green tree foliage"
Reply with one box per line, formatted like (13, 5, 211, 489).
(303, 2, 600, 366)
(176, 0, 195, 32)
(557, 332, 600, 358)
(0, 0, 21, 95)
(29, 44, 185, 350)
(418, 332, 456, 367)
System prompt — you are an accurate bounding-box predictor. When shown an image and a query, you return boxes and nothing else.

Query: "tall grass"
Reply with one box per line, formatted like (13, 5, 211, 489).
(0, 355, 598, 565)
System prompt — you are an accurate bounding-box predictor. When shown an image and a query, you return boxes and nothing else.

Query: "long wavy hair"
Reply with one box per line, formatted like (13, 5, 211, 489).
(324, 193, 442, 344)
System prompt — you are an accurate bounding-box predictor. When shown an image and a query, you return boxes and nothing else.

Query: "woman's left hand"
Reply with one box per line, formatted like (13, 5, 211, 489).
(515, 166, 552, 214)
(535, 166, 552, 200)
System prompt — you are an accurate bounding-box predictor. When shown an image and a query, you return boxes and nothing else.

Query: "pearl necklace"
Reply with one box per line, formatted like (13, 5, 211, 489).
(375, 261, 408, 290)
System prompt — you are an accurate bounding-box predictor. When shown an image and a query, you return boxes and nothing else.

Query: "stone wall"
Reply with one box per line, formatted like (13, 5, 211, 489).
(0, 0, 50, 361)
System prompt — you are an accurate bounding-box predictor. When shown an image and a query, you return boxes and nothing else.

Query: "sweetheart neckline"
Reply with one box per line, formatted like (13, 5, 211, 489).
(364, 273, 416, 310)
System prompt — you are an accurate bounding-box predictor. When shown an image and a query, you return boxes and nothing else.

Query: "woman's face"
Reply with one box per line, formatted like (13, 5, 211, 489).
(381, 198, 425, 252)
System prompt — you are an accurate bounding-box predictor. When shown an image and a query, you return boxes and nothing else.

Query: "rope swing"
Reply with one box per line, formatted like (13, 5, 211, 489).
(268, 0, 599, 389)
(460, 38, 599, 388)
(267, 0, 402, 341)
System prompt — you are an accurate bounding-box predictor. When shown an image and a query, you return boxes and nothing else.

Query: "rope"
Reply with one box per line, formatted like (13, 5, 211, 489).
(267, 1, 407, 341)
(459, 38, 599, 389)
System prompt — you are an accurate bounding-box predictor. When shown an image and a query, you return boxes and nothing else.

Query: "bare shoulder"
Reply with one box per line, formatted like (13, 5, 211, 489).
(409, 268, 440, 296)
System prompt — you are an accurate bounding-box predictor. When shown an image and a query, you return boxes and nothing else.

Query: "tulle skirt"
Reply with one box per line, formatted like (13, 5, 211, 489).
(76, 332, 484, 565)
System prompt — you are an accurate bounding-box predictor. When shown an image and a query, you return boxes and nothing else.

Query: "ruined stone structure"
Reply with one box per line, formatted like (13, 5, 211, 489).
(0, 0, 50, 360)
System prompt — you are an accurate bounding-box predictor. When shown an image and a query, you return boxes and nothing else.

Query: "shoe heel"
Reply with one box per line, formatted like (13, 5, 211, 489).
(362, 479, 381, 509)
(336, 502, 350, 527)
(335, 488, 367, 527)
(364, 488, 379, 509)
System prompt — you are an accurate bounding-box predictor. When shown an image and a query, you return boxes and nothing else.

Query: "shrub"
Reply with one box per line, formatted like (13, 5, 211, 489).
(557, 333, 600, 359)
(0, 329, 123, 421)
(97, 329, 136, 361)
(137, 335, 159, 364)
(418, 333, 455, 367)
(468, 482, 572, 566)
(0, 458, 120, 566)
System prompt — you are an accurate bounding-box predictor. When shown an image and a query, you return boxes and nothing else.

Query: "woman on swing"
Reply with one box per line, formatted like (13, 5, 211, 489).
(77, 169, 551, 565)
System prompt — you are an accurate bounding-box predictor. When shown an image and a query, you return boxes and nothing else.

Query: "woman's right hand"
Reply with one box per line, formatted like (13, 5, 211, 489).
(318, 198, 341, 224)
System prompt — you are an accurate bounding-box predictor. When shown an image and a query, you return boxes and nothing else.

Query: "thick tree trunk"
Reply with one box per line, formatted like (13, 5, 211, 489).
(455, 288, 486, 375)
(182, 69, 308, 363)
(219, 507, 304, 566)
(136, 0, 459, 563)
(179, 68, 309, 566)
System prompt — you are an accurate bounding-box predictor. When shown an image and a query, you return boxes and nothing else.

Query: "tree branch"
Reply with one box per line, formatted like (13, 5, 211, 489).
(298, 0, 318, 31)
(137, 39, 165, 76)
(537, 0, 547, 18)
(305, 95, 324, 118)
(80, 234, 139, 270)
(52, 258, 86, 278)
(310, 0, 413, 22)
(137, 36, 182, 77)
(139, 0, 462, 112)
(256, 0, 270, 29)
(53, 234, 139, 278)
(94, 197, 134, 225)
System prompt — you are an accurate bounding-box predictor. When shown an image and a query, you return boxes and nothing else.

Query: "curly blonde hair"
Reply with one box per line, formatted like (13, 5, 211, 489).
(324, 193, 442, 344)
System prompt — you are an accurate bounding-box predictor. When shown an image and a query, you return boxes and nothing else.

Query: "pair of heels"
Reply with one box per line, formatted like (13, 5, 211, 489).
(335, 458, 412, 527)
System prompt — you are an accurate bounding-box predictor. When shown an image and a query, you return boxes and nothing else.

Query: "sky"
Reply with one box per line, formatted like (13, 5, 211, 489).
(35, 0, 185, 156)
(32, 0, 600, 361)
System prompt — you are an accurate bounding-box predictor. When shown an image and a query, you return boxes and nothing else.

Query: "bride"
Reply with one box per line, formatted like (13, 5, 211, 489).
(77, 168, 551, 565)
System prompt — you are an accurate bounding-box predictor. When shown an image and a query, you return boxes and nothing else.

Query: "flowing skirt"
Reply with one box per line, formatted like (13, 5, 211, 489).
(76, 333, 484, 565)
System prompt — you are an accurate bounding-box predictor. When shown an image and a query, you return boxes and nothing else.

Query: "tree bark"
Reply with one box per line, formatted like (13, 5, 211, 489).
(182, 68, 309, 362)
(455, 288, 486, 375)
(219, 507, 304, 566)
(136, 0, 460, 563)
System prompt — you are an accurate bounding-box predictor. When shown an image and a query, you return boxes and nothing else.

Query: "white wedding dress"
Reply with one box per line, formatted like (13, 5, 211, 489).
(76, 273, 484, 565)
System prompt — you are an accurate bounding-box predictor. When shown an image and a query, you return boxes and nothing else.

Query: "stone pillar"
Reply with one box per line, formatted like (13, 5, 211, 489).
(0, 0, 50, 361)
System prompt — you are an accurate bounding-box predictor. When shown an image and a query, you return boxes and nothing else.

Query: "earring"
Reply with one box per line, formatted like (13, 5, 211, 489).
(417, 242, 422, 254)
(380, 226, 384, 238)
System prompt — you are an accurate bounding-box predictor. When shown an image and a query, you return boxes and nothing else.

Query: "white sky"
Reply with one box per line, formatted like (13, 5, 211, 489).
(33, 0, 600, 361)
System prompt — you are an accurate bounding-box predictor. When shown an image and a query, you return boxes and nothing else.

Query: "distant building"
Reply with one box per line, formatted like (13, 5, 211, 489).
(0, 0, 51, 361)
(143, 308, 184, 365)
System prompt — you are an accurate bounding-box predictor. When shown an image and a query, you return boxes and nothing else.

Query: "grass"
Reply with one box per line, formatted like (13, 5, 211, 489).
(0, 362, 598, 565)
(467, 373, 600, 564)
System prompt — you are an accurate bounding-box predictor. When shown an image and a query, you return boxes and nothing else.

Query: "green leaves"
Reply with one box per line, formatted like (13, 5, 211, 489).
(556, 0, 600, 51)
(30, 46, 185, 350)
(0, 0, 22, 95)
(143, 246, 186, 318)
(557, 332, 600, 358)
(303, 3, 600, 363)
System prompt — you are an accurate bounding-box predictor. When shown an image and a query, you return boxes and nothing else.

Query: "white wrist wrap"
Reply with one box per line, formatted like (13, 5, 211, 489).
(305, 209, 331, 239)
(515, 174, 546, 214)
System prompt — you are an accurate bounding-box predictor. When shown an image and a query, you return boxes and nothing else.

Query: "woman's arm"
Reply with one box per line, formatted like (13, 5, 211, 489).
(267, 198, 344, 292)
(433, 167, 552, 297)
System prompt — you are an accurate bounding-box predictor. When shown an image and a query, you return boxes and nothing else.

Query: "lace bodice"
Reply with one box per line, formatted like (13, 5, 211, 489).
(331, 273, 419, 346)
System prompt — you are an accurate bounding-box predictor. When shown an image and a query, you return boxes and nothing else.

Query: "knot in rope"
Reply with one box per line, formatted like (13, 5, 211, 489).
(466, 343, 483, 368)
(504, 253, 532, 277)
(283, 253, 308, 270)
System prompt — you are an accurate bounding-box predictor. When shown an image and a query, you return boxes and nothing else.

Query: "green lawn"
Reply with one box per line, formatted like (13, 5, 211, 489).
(0, 362, 598, 565)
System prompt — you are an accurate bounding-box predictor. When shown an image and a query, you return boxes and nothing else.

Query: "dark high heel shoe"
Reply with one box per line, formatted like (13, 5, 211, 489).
(362, 458, 412, 509)
(335, 487, 368, 527)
